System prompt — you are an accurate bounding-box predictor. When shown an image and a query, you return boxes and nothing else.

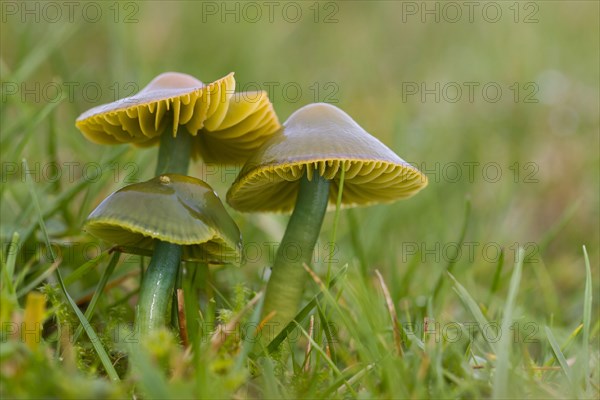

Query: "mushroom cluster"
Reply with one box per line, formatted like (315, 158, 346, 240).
(77, 72, 280, 336)
(77, 72, 427, 347)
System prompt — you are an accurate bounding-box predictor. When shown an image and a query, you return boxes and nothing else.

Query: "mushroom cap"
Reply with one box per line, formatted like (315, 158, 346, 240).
(226, 103, 428, 213)
(75, 72, 281, 163)
(85, 174, 242, 263)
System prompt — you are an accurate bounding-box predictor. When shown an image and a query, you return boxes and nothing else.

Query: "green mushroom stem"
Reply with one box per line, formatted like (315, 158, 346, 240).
(260, 173, 330, 344)
(155, 129, 192, 176)
(136, 241, 183, 333)
(134, 131, 191, 337)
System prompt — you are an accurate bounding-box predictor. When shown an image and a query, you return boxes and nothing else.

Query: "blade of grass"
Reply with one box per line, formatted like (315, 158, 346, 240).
(432, 197, 471, 301)
(545, 326, 573, 385)
(316, 303, 337, 362)
(23, 160, 55, 259)
(234, 292, 265, 372)
(375, 269, 403, 356)
(448, 272, 496, 354)
(326, 161, 345, 284)
(557, 324, 583, 356)
(492, 247, 524, 399)
(3, 232, 19, 281)
(399, 297, 425, 351)
(522, 201, 579, 315)
(302, 314, 315, 373)
(182, 266, 200, 348)
(582, 245, 592, 392)
(47, 112, 60, 193)
(1, 232, 20, 301)
(295, 320, 358, 397)
(487, 248, 505, 304)
(405, 328, 426, 351)
(322, 363, 374, 397)
(24, 158, 119, 381)
(72, 252, 121, 343)
(347, 209, 368, 279)
(55, 268, 120, 381)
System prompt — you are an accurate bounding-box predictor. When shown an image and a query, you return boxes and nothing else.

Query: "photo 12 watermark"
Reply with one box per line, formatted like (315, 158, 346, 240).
(237, 80, 339, 104)
(1, 81, 140, 104)
(399, 1, 540, 24)
(406, 161, 540, 184)
(241, 240, 339, 265)
(199, 1, 340, 24)
(414, 319, 539, 344)
(1, 161, 140, 184)
(1, 1, 140, 24)
(2, 240, 105, 266)
(401, 82, 539, 104)
(400, 241, 540, 264)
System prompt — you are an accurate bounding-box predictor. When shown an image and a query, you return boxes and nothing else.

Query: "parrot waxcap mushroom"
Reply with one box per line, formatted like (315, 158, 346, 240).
(227, 102, 428, 212)
(85, 174, 241, 264)
(226, 103, 427, 346)
(84, 174, 241, 334)
(75, 72, 280, 164)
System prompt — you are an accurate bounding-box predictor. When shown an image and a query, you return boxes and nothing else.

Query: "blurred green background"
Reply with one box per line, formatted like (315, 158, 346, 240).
(1, 0, 598, 332)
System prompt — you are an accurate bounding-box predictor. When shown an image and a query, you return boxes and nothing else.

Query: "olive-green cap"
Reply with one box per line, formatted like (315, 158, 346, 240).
(227, 103, 428, 213)
(85, 174, 241, 263)
(75, 72, 280, 163)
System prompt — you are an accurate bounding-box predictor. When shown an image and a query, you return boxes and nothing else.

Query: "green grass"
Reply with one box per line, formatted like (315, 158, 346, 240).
(1, 2, 598, 399)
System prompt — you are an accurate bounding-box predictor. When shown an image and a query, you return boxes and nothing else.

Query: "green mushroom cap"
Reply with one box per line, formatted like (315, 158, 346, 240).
(85, 174, 241, 264)
(227, 103, 428, 213)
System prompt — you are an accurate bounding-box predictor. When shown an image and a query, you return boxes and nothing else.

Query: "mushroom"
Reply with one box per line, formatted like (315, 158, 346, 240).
(76, 71, 279, 334)
(227, 103, 428, 343)
(76, 71, 281, 165)
(85, 174, 241, 334)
